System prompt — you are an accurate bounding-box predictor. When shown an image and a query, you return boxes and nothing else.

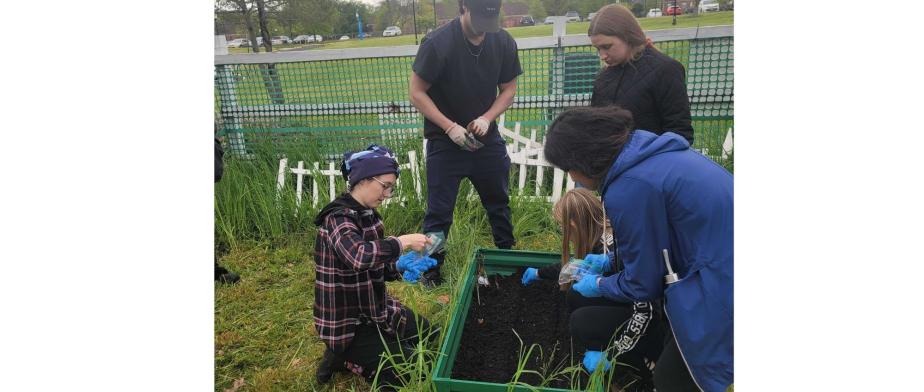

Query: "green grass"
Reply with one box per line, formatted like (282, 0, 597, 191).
(225, 12, 732, 53)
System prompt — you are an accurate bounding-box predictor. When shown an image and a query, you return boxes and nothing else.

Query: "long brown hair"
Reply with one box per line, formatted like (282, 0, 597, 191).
(588, 4, 649, 62)
(553, 188, 605, 291)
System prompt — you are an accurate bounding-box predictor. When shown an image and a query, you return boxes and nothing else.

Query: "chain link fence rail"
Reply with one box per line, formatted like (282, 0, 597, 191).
(215, 25, 732, 163)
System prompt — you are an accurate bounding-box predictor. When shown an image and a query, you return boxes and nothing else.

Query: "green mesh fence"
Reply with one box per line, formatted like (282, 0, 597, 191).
(215, 35, 733, 163)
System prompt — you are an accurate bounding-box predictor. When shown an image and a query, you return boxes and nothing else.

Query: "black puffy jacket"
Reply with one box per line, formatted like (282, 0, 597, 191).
(590, 46, 694, 144)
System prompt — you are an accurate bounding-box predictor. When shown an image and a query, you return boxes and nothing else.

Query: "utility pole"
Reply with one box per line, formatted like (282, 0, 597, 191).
(672, 0, 677, 25)
(412, 0, 420, 45)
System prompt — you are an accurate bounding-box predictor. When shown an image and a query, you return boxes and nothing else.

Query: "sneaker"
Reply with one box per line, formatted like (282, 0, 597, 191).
(316, 348, 346, 384)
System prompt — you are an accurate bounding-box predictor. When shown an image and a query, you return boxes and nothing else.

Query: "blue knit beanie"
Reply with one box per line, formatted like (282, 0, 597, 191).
(340, 144, 400, 189)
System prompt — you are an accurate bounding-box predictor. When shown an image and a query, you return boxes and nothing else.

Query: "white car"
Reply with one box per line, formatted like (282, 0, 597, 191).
(564, 11, 581, 22)
(339, 35, 350, 40)
(544, 16, 556, 24)
(383, 26, 402, 37)
(647, 8, 663, 17)
(293, 34, 323, 43)
(698, 0, 720, 13)
(587, 12, 597, 21)
(275, 35, 292, 44)
(226, 38, 250, 48)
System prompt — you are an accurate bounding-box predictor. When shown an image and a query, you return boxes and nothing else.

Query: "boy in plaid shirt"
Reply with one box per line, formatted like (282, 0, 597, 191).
(313, 145, 436, 390)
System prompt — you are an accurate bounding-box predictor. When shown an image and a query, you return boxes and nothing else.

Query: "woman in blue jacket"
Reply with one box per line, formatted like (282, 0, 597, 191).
(543, 106, 732, 392)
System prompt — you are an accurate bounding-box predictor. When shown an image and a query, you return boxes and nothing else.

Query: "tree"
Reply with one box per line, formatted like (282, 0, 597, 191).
(217, 0, 261, 53)
(525, 0, 547, 20)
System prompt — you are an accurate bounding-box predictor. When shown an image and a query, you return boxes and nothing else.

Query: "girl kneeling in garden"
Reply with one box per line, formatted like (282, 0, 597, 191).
(312, 144, 437, 390)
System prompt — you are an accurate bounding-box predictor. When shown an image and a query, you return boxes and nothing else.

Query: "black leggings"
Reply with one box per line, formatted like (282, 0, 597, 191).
(341, 308, 434, 391)
(570, 303, 662, 390)
(653, 332, 700, 392)
(570, 303, 699, 392)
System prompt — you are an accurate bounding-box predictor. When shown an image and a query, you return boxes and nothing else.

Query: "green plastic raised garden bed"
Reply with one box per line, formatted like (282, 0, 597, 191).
(432, 248, 573, 392)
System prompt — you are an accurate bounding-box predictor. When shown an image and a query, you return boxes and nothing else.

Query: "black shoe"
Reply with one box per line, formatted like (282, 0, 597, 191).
(420, 268, 444, 288)
(215, 264, 240, 284)
(316, 348, 345, 384)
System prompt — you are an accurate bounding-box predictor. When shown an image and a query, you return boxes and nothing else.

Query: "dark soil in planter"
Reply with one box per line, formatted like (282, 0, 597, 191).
(451, 268, 590, 389)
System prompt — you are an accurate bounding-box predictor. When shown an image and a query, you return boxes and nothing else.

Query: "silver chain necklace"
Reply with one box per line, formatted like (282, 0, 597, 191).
(462, 30, 485, 65)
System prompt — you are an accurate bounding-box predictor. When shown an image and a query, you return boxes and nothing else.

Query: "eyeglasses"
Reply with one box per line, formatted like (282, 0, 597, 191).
(370, 176, 395, 197)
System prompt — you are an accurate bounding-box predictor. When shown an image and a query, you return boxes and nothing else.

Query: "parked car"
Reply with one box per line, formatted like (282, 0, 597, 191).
(520, 15, 535, 26)
(699, 0, 720, 13)
(226, 38, 250, 48)
(587, 12, 597, 21)
(544, 16, 556, 24)
(270, 37, 284, 45)
(275, 35, 292, 44)
(339, 35, 350, 40)
(665, 5, 682, 15)
(293, 34, 323, 43)
(383, 26, 402, 37)
(646, 8, 662, 17)
(564, 11, 581, 22)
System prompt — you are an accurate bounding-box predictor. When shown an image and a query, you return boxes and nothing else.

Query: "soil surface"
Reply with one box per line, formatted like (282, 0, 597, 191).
(451, 268, 589, 389)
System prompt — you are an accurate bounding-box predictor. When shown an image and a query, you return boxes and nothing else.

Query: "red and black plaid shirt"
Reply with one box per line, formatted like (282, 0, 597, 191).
(312, 194, 406, 352)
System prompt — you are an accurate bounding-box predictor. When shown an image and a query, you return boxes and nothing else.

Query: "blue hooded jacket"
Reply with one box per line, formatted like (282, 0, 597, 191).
(597, 130, 733, 391)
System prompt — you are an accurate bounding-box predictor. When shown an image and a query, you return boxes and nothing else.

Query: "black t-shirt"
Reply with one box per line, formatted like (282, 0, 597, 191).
(412, 17, 523, 141)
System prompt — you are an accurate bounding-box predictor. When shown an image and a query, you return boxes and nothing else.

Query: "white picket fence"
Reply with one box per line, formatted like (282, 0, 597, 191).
(277, 150, 421, 207)
(275, 116, 733, 207)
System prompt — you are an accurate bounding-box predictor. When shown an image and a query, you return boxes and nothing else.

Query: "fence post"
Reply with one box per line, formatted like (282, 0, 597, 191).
(328, 161, 336, 202)
(276, 158, 288, 194)
(408, 150, 421, 199)
(313, 162, 320, 206)
(215, 65, 248, 157)
(295, 161, 305, 207)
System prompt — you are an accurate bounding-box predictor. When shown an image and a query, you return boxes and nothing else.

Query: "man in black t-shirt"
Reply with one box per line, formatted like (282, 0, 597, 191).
(409, 0, 522, 287)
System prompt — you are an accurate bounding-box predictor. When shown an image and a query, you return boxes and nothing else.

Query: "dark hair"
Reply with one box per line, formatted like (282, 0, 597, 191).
(458, 0, 464, 14)
(543, 106, 634, 182)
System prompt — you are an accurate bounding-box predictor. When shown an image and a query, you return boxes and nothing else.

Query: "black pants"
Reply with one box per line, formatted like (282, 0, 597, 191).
(422, 138, 514, 274)
(653, 330, 700, 392)
(569, 301, 663, 391)
(570, 304, 699, 392)
(340, 308, 433, 391)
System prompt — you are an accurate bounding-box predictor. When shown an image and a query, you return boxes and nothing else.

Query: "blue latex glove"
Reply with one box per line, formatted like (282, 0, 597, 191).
(400, 255, 437, 283)
(396, 251, 419, 273)
(583, 253, 612, 274)
(403, 268, 422, 283)
(573, 274, 602, 298)
(582, 350, 611, 372)
(521, 268, 539, 285)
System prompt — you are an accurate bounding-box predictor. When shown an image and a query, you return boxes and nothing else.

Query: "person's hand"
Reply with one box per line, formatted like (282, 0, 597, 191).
(445, 123, 468, 147)
(398, 234, 431, 253)
(583, 254, 612, 274)
(521, 267, 539, 285)
(467, 116, 490, 136)
(582, 350, 611, 373)
(573, 273, 602, 298)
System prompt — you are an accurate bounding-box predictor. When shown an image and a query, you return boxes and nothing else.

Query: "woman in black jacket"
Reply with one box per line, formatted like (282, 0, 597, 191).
(588, 4, 694, 144)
